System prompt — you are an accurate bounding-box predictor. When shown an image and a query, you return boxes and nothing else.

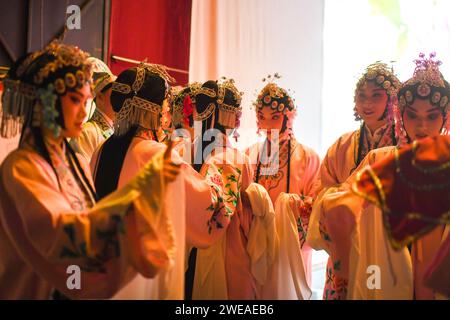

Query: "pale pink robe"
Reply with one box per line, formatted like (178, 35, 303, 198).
(192, 145, 256, 299)
(0, 137, 174, 299)
(308, 124, 397, 299)
(310, 144, 447, 299)
(91, 137, 244, 299)
(344, 146, 443, 300)
(246, 137, 321, 289)
(91, 137, 232, 252)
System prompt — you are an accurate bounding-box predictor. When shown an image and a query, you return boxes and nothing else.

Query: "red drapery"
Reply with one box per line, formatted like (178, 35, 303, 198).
(108, 0, 192, 85)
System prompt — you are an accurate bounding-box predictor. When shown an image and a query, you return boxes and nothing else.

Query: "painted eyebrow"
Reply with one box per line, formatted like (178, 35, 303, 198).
(407, 106, 441, 113)
(427, 107, 441, 113)
(70, 90, 93, 100)
(271, 111, 281, 115)
(407, 106, 418, 112)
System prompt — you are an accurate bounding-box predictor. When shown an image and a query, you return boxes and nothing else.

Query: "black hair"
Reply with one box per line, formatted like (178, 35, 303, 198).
(110, 67, 167, 113)
(13, 49, 98, 205)
(398, 77, 450, 141)
(193, 81, 220, 172)
(194, 80, 243, 172)
(94, 125, 138, 199)
(398, 78, 450, 112)
(257, 85, 294, 134)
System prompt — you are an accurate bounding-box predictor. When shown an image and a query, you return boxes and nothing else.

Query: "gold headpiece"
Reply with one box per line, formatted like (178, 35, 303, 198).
(355, 61, 401, 100)
(254, 73, 296, 113)
(1, 41, 92, 138)
(88, 57, 116, 97)
(192, 78, 243, 130)
(216, 77, 243, 129)
(111, 61, 175, 135)
(170, 82, 202, 128)
(398, 53, 450, 114)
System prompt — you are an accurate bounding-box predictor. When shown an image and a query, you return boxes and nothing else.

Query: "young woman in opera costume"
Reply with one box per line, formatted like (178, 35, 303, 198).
(0, 42, 181, 299)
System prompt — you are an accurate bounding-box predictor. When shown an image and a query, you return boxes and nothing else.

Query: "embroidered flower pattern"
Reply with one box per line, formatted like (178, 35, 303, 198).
(323, 259, 348, 300)
(204, 165, 242, 234)
(59, 213, 125, 273)
(296, 196, 313, 248)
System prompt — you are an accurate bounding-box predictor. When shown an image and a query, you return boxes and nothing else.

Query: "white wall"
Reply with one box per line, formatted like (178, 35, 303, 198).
(189, 0, 324, 152)
(322, 0, 450, 155)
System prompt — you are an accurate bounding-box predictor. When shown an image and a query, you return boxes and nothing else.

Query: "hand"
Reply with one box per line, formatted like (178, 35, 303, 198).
(163, 139, 181, 184)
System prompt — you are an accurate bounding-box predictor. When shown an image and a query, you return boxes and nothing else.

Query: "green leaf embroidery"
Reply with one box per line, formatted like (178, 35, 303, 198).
(333, 260, 341, 271)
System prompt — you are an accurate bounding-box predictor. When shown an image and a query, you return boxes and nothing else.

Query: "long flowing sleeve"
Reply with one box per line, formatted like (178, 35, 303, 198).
(310, 149, 384, 276)
(314, 147, 413, 299)
(293, 145, 321, 246)
(192, 149, 254, 299)
(0, 149, 173, 299)
(245, 184, 276, 287)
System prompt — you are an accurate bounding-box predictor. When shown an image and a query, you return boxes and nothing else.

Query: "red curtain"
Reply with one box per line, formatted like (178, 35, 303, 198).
(108, 0, 192, 85)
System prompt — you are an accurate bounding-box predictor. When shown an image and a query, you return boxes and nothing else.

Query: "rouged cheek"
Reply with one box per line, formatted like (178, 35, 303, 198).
(373, 101, 387, 113)
(427, 118, 445, 134)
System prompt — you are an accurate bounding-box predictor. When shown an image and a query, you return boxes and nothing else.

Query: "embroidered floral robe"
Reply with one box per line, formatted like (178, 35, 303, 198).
(352, 136, 450, 300)
(246, 136, 321, 294)
(191, 144, 256, 300)
(308, 122, 397, 299)
(309, 146, 415, 299)
(91, 137, 240, 299)
(0, 135, 175, 299)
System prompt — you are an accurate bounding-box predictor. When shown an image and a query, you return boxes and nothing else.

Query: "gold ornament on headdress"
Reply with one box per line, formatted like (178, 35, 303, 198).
(254, 73, 296, 113)
(216, 77, 243, 129)
(193, 78, 243, 130)
(355, 61, 401, 100)
(111, 61, 175, 136)
(88, 57, 117, 98)
(170, 82, 201, 128)
(1, 40, 92, 138)
(353, 61, 401, 122)
(398, 53, 450, 114)
(32, 41, 92, 91)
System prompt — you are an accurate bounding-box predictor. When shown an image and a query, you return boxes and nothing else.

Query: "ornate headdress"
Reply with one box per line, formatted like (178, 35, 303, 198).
(398, 53, 450, 114)
(87, 57, 116, 98)
(110, 62, 175, 136)
(189, 78, 243, 130)
(170, 82, 202, 128)
(254, 73, 297, 136)
(354, 61, 401, 122)
(215, 77, 243, 129)
(1, 41, 92, 138)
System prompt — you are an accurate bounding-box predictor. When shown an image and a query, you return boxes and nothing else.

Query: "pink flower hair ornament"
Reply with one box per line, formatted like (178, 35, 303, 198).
(397, 52, 450, 137)
(182, 94, 194, 127)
